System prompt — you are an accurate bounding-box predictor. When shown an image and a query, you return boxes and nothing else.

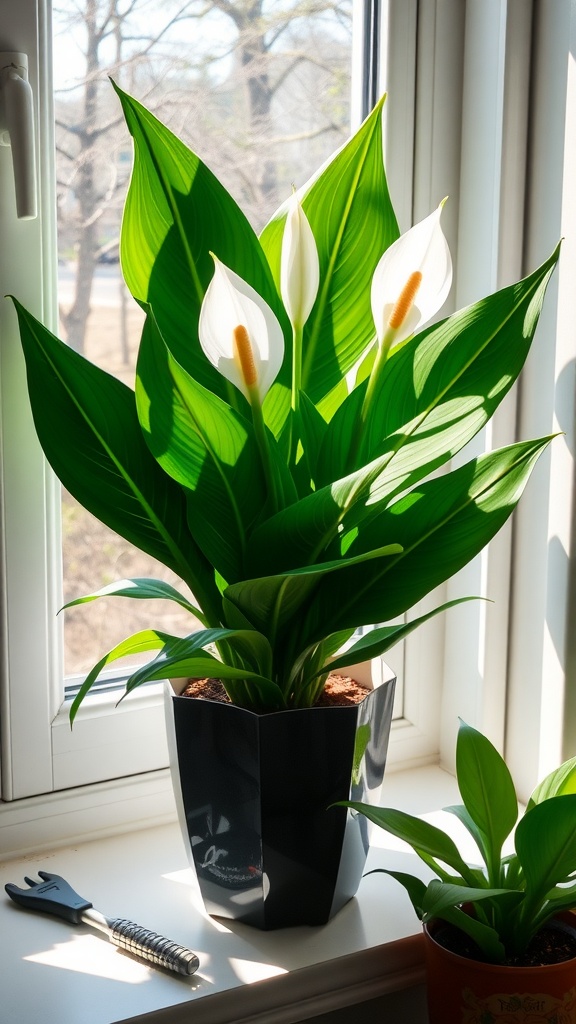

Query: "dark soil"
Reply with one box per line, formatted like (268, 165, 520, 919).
(180, 674, 369, 708)
(433, 919, 576, 967)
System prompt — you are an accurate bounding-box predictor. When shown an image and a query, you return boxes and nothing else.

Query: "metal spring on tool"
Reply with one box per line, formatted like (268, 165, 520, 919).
(110, 918, 200, 975)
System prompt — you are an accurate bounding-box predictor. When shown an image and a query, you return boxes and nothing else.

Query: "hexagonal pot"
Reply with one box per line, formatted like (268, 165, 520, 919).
(164, 661, 396, 930)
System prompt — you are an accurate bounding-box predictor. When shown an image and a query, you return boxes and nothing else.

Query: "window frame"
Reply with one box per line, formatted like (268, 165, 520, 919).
(2, 0, 574, 819)
(1, 0, 440, 806)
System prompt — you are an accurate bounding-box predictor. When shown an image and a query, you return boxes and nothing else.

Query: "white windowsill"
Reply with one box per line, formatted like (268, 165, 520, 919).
(0, 765, 460, 1024)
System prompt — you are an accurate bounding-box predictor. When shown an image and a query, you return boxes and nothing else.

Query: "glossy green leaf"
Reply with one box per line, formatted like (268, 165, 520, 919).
(293, 437, 552, 648)
(526, 755, 576, 811)
(245, 441, 407, 576)
(421, 880, 521, 921)
(340, 802, 473, 880)
(12, 299, 221, 623)
(443, 803, 492, 873)
(515, 794, 576, 904)
(69, 628, 176, 724)
(296, 391, 329, 492)
(426, 903, 506, 963)
(261, 96, 399, 405)
(115, 84, 291, 433)
(456, 722, 518, 879)
(225, 543, 402, 647)
(246, 404, 552, 585)
(366, 869, 428, 919)
(62, 576, 202, 618)
(317, 248, 559, 490)
(135, 311, 271, 582)
(314, 598, 481, 677)
(123, 627, 283, 710)
(534, 882, 576, 924)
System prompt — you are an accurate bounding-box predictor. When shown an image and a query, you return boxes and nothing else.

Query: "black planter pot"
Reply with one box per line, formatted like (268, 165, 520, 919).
(164, 662, 396, 930)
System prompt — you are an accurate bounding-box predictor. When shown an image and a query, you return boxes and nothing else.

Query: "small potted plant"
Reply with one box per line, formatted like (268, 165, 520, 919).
(11, 85, 558, 929)
(343, 721, 576, 1023)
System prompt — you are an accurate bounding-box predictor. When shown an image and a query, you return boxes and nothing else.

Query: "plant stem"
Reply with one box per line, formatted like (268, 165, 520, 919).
(360, 327, 395, 427)
(291, 323, 303, 413)
(249, 388, 280, 515)
(289, 323, 303, 469)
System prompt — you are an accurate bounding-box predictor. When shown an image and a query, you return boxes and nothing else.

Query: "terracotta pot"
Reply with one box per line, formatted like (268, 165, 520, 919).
(164, 660, 396, 929)
(424, 915, 576, 1023)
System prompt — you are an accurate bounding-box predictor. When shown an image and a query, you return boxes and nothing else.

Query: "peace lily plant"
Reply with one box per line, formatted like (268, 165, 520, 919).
(12, 88, 558, 719)
(343, 721, 576, 964)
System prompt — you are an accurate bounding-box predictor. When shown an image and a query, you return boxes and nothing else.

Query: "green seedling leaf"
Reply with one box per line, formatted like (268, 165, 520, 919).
(456, 722, 518, 881)
(526, 755, 576, 810)
(366, 869, 428, 919)
(430, 904, 506, 963)
(421, 880, 522, 921)
(443, 803, 491, 874)
(339, 802, 473, 880)
(515, 794, 576, 905)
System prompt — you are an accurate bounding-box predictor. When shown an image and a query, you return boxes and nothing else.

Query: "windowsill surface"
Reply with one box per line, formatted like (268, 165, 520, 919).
(0, 765, 458, 1024)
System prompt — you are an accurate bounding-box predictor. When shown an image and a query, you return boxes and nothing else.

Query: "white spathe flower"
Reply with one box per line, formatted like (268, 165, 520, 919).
(371, 202, 452, 347)
(199, 256, 285, 403)
(280, 193, 320, 329)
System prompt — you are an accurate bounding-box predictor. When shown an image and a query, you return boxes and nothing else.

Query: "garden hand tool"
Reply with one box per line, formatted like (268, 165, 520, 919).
(5, 870, 200, 976)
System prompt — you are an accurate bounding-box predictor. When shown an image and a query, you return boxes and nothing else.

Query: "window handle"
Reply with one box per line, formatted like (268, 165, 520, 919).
(0, 52, 37, 220)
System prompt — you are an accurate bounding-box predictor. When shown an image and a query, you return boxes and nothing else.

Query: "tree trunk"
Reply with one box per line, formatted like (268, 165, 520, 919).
(238, 8, 276, 203)
(60, 0, 100, 354)
(61, 217, 97, 353)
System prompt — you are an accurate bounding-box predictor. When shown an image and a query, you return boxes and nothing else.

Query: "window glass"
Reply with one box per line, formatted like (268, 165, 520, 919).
(52, 0, 354, 678)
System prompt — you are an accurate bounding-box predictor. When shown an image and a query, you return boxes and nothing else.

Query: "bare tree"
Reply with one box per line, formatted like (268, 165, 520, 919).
(54, 0, 352, 353)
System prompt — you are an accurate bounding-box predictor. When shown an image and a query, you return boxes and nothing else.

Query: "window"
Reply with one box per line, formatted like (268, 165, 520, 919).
(1, 0, 575, 832)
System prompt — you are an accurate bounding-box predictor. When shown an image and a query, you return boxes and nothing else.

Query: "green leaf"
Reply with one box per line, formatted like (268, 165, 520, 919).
(69, 628, 176, 724)
(294, 437, 553, 648)
(534, 882, 576, 924)
(339, 802, 473, 880)
(12, 298, 221, 624)
(456, 721, 518, 879)
(115, 83, 291, 435)
(322, 598, 482, 677)
(135, 311, 272, 582)
(124, 627, 284, 710)
(515, 794, 576, 905)
(297, 391, 329, 492)
(427, 902, 506, 963)
(245, 442, 407, 576)
(526, 755, 576, 811)
(443, 803, 492, 873)
(366, 869, 428, 919)
(62, 576, 203, 618)
(316, 381, 366, 486)
(225, 543, 402, 649)
(421, 880, 521, 921)
(322, 247, 559, 488)
(261, 95, 399, 406)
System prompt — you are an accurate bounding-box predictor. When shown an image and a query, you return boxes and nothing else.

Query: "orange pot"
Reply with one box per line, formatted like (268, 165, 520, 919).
(424, 916, 576, 1024)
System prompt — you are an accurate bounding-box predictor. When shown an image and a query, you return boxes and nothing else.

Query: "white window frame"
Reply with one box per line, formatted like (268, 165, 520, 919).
(1, 0, 574, 826)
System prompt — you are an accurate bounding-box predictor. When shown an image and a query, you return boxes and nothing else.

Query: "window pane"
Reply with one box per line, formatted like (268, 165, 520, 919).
(53, 0, 353, 677)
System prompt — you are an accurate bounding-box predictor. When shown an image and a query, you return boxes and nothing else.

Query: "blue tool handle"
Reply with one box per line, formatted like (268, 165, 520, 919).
(109, 918, 200, 976)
